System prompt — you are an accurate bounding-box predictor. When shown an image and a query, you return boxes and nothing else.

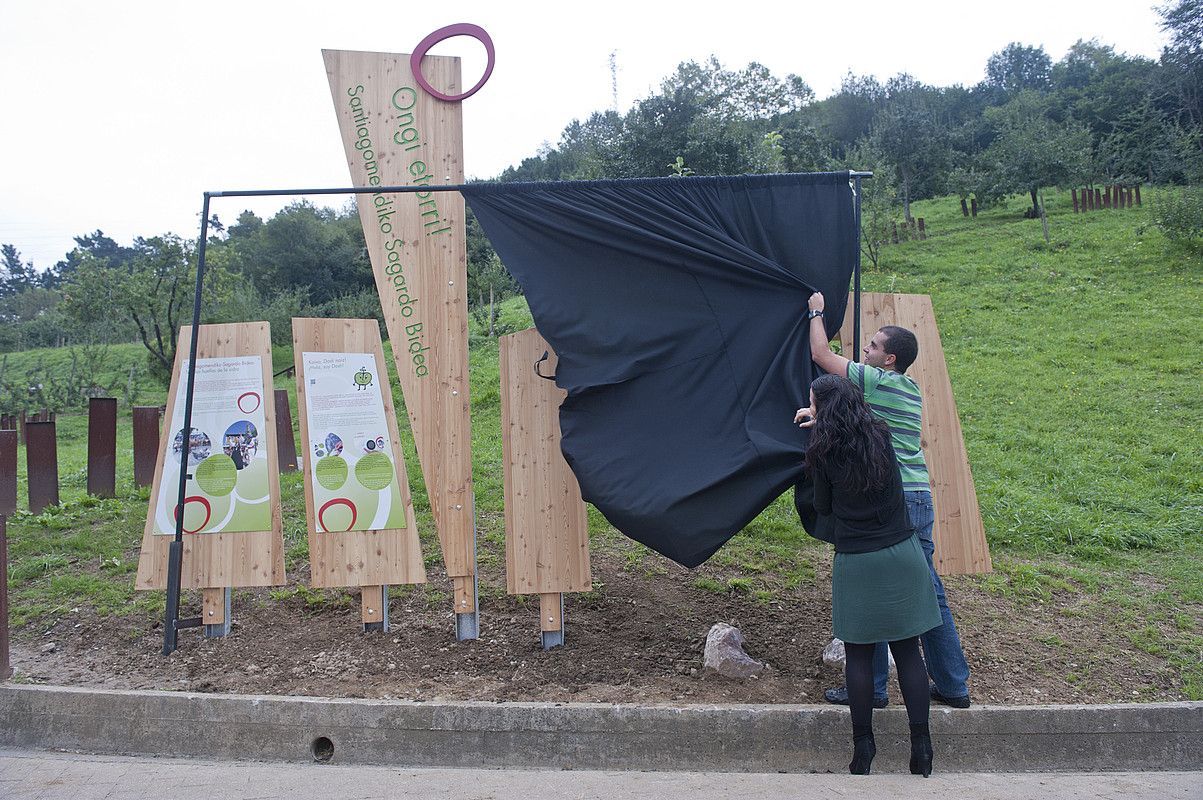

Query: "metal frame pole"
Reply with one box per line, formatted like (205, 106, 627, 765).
(163, 193, 212, 655)
(849, 171, 872, 363)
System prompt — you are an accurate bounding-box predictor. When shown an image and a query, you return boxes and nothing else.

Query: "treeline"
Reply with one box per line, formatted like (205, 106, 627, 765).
(1, 1, 1200, 368)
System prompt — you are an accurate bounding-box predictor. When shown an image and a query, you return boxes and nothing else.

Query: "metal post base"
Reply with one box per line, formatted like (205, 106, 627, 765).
(204, 588, 232, 638)
(455, 611, 479, 641)
(541, 593, 565, 651)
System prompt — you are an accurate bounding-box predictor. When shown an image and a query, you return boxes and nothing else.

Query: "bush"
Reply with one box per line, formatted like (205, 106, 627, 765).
(1151, 188, 1203, 250)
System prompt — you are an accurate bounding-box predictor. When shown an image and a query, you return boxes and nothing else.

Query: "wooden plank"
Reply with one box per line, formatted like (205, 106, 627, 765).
(324, 49, 475, 593)
(500, 328, 592, 595)
(361, 584, 385, 625)
(292, 318, 426, 589)
(202, 586, 227, 626)
(837, 293, 991, 575)
(134, 323, 286, 590)
(539, 593, 563, 633)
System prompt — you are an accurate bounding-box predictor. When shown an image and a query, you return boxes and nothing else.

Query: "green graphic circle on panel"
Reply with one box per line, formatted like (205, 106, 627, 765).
(355, 452, 393, 490)
(194, 454, 237, 497)
(316, 456, 348, 490)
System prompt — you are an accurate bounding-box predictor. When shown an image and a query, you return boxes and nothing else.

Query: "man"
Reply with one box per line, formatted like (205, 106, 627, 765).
(798, 291, 971, 709)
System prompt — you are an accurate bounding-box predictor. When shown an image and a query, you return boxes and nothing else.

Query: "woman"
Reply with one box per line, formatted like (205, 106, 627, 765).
(796, 374, 940, 776)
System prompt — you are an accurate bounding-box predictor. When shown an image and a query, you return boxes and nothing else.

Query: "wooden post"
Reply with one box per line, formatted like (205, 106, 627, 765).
(0, 430, 15, 517)
(1072, 189, 1079, 213)
(1135, 185, 1142, 206)
(25, 420, 58, 514)
(960, 198, 969, 217)
(273, 390, 298, 474)
(361, 584, 389, 632)
(1118, 186, 1126, 209)
(1104, 187, 1112, 209)
(970, 198, 978, 217)
(1094, 188, 1102, 210)
(1, 515, 10, 679)
(540, 592, 565, 650)
(202, 586, 232, 638)
(132, 406, 161, 488)
(917, 218, 927, 240)
(87, 397, 117, 498)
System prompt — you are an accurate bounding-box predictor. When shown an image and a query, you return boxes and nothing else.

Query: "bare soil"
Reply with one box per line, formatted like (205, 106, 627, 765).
(8, 548, 1192, 705)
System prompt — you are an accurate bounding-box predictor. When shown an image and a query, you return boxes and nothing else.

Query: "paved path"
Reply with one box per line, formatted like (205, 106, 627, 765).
(1, 749, 1200, 800)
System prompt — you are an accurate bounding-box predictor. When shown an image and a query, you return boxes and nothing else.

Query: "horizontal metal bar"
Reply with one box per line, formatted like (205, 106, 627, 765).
(849, 171, 874, 178)
(209, 185, 473, 198)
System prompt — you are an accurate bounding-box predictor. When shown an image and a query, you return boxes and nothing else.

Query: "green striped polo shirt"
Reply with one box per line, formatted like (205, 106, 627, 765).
(846, 361, 930, 491)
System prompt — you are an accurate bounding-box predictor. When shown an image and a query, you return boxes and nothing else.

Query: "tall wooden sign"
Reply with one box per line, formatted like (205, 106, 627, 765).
(292, 318, 427, 629)
(324, 49, 476, 631)
(839, 293, 991, 575)
(135, 324, 286, 624)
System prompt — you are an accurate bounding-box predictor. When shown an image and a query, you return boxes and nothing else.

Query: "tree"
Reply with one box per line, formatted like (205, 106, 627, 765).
(1157, 0, 1203, 126)
(62, 234, 225, 374)
(982, 92, 1092, 216)
(870, 75, 952, 221)
(984, 43, 1053, 100)
(1, 245, 37, 298)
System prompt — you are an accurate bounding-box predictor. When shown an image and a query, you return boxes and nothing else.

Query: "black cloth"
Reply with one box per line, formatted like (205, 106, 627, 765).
(462, 173, 856, 567)
(812, 462, 911, 554)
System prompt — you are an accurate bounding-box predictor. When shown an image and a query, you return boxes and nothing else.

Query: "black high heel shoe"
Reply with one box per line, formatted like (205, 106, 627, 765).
(849, 732, 876, 775)
(909, 724, 934, 778)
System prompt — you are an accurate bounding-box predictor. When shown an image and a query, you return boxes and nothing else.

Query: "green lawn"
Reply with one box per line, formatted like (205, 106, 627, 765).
(2, 187, 1200, 697)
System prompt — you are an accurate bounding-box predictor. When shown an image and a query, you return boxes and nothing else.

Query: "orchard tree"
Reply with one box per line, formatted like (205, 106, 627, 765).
(984, 43, 1053, 100)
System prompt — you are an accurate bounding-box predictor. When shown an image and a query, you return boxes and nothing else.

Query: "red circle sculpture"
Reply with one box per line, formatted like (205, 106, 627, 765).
(318, 498, 358, 532)
(410, 23, 495, 102)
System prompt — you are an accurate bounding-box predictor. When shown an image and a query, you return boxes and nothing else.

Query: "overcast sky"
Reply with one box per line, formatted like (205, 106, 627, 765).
(0, 0, 1169, 271)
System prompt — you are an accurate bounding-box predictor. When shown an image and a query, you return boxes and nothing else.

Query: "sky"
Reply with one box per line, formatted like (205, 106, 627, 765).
(0, 0, 1171, 272)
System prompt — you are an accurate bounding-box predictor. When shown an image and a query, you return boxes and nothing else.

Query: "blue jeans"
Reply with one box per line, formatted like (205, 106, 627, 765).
(869, 490, 970, 700)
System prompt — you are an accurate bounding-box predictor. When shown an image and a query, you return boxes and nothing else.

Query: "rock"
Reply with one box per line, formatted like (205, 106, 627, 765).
(703, 623, 765, 679)
(39, 642, 57, 654)
(821, 637, 896, 673)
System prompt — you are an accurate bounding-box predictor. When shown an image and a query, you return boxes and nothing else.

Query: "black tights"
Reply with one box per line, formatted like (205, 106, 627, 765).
(845, 638, 930, 733)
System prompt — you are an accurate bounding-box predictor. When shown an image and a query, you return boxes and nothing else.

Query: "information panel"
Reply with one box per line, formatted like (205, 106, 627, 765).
(302, 352, 408, 533)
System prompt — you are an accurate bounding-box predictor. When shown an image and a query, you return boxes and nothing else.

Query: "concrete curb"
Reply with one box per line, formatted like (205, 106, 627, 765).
(1, 685, 1199, 773)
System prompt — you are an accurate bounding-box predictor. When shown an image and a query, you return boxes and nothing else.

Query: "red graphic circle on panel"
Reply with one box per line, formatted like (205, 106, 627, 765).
(173, 495, 212, 534)
(237, 392, 261, 413)
(318, 498, 357, 532)
(410, 23, 495, 102)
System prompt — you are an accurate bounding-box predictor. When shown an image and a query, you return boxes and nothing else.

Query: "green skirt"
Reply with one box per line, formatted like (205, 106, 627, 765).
(832, 534, 941, 644)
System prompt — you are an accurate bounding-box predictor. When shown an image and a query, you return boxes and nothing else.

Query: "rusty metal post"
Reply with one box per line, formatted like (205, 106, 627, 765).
(1093, 188, 1101, 210)
(273, 389, 298, 473)
(1072, 189, 1079, 213)
(0, 430, 15, 518)
(917, 218, 927, 240)
(132, 406, 161, 488)
(1, 514, 10, 679)
(970, 197, 978, 217)
(1135, 185, 1142, 206)
(87, 397, 117, 498)
(25, 421, 59, 514)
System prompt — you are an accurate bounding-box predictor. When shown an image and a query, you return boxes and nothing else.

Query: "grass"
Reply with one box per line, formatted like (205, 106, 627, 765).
(2, 187, 1201, 698)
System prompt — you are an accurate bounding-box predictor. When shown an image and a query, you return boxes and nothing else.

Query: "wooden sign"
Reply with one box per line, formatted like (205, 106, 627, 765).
(501, 329, 591, 648)
(324, 49, 475, 617)
(135, 323, 285, 592)
(292, 318, 426, 609)
(839, 293, 991, 575)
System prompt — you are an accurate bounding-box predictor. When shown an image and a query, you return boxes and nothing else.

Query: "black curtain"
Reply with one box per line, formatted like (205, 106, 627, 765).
(463, 172, 856, 567)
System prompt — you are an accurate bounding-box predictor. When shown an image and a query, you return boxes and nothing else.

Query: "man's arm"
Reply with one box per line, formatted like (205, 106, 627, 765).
(807, 291, 850, 377)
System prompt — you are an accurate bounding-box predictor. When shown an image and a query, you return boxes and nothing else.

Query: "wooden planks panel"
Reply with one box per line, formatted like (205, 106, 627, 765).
(292, 318, 426, 588)
(324, 49, 475, 593)
(838, 293, 991, 575)
(135, 323, 286, 590)
(500, 329, 591, 595)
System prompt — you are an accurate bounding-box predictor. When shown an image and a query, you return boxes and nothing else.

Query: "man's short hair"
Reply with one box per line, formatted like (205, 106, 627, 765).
(879, 325, 918, 373)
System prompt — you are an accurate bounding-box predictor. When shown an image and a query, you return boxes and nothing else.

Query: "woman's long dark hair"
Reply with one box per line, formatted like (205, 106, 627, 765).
(804, 374, 897, 495)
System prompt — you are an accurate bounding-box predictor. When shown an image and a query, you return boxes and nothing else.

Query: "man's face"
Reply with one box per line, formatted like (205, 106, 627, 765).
(863, 330, 895, 370)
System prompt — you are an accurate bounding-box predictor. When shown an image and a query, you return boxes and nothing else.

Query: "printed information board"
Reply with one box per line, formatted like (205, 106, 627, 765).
(153, 356, 271, 535)
(301, 352, 408, 533)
